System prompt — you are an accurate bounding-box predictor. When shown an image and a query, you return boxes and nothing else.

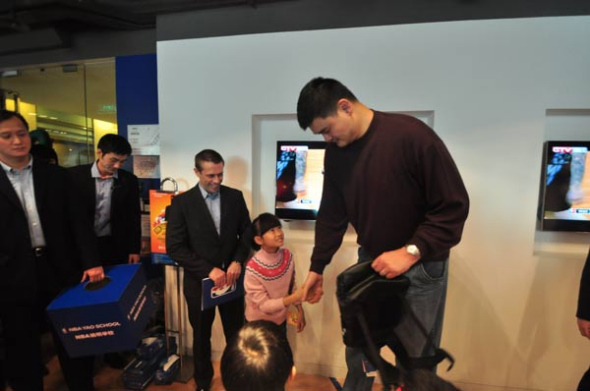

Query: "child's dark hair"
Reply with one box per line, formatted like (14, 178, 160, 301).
(250, 213, 281, 250)
(221, 320, 293, 391)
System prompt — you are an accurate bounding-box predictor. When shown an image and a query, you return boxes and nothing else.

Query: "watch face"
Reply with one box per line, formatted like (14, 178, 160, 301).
(406, 245, 420, 257)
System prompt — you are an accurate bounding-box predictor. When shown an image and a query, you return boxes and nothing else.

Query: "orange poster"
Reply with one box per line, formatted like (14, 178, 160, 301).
(149, 190, 178, 264)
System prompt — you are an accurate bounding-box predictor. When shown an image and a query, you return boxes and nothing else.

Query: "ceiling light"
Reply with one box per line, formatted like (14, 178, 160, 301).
(1, 70, 20, 77)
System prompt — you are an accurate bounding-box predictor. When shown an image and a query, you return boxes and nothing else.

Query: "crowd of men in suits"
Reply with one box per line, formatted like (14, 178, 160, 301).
(0, 76, 586, 391)
(0, 107, 254, 391)
(0, 110, 141, 390)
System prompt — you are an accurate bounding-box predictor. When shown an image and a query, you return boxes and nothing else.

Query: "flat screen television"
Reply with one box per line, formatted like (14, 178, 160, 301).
(275, 141, 327, 220)
(537, 140, 590, 232)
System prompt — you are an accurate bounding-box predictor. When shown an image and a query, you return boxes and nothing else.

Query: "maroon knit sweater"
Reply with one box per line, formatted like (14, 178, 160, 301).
(578, 249, 590, 320)
(310, 111, 470, 274)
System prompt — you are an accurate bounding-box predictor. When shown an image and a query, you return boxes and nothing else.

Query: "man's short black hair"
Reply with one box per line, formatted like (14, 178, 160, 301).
(296, 77, 358, 130)
(0, 110, 29, 130)
(194, 149, 224, 171)
(97, 134, 132, 156)
(221, 320, 293, 391)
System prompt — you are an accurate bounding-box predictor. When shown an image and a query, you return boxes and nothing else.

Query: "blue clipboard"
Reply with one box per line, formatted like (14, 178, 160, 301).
(201, 274, 244, 310)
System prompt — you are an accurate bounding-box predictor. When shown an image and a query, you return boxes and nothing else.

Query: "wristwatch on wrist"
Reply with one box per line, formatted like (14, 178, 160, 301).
(405, 244, 421, 258)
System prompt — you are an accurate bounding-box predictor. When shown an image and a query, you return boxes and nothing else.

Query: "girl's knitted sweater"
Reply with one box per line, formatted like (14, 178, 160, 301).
(244, 248, 295, 325)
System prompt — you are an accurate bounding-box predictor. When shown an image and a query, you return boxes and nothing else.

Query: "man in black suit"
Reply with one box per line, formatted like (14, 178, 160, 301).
(70, 134, 141, 267)
(577, 248, 590, 391)
(69, 134, 141, 368)
(0, 110, 104, 390)
(166, 149, 251, 391)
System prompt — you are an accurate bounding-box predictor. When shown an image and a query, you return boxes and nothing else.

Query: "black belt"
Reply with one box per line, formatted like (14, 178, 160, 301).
(33, 247, 47, 258)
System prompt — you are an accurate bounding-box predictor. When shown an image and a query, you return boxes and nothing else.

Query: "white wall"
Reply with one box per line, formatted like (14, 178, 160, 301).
(157, 16, 590, 390)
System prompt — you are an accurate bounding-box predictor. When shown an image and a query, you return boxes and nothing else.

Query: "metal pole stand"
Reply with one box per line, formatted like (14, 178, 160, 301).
(157, 177, 194, 383)
(163, 263, 194, 383)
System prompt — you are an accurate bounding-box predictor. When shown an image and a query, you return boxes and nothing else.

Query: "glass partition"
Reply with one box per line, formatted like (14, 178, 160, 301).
(0, 60, 117, 167)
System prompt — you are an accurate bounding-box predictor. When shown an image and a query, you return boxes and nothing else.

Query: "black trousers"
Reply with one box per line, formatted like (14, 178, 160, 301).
(184, 279, 244, 389)
(0, 253, 94, 391)
(97, 235, 128, 267)
(1, 307, 94, 391)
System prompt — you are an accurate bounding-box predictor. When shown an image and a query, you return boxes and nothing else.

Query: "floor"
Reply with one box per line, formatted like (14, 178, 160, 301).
(43, 355, 349, 391)
(9, 333, 530, 391)
(38, 355, 534, 391)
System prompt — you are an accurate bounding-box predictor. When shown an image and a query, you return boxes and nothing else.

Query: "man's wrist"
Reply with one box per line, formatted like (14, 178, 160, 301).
(309, 263, 326, 275)
(405, 244, 421, 260)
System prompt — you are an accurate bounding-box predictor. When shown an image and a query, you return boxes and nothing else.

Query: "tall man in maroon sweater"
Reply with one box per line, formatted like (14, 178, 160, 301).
(297, 77, 470, 391)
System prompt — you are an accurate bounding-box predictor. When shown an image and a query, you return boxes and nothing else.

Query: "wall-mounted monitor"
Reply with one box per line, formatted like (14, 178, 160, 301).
(537, 140, 590, 232)
(275, 141, 327, 220)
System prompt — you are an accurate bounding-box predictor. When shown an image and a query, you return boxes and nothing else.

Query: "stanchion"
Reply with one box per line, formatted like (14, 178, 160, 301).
(150, 178, 193, 383)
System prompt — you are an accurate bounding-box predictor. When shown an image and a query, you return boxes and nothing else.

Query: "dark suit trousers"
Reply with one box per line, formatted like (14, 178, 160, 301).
(98, 235, 128, 267)
(184, 278, 244, 388)
(0, 252, 95, 391)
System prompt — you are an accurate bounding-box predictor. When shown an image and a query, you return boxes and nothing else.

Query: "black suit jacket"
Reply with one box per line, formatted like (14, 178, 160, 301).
(165, 184, 251, 285)
(578, 249, 590, 321)
(69, 163, 141, 259)
(0, 159, 100, 305)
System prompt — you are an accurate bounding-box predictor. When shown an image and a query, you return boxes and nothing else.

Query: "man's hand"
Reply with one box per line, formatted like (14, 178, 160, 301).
(302, 272, 324, 304)
(371, 247, 419, 279)
(81, 266, 105, 283)
(128, 254, 140, 264)
(226, 261, 241, 286)
(578, 318, 590, 339)
(296, 305, 306, 333)
(209, 267, 227, 288)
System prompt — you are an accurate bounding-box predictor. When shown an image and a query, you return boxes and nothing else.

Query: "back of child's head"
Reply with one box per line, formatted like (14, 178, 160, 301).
(250, 213, 282, 250)
(221, 320, 293, 391)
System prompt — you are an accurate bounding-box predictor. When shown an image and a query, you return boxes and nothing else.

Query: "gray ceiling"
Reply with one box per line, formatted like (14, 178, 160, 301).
(1, 0, 590, 58)
(0, 0, 293, 55)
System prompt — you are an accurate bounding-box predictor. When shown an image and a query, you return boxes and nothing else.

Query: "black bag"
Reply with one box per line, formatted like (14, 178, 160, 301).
(337, 260, 410, 348)
(336, 261, 456, 390)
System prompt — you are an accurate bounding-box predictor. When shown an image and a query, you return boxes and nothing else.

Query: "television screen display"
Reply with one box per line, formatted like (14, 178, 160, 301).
(538, 140, 590, 232)
(275, 141, 327, 220)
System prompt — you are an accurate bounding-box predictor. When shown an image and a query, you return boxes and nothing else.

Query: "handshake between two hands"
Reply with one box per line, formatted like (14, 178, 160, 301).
(298, 247, 421, 305)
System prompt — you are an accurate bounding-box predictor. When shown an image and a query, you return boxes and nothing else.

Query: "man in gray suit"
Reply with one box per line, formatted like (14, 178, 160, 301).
(166, 149, 251, 391)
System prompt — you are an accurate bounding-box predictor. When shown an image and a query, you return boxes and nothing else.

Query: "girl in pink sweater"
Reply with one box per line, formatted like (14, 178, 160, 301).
(244, 213, 306, 334)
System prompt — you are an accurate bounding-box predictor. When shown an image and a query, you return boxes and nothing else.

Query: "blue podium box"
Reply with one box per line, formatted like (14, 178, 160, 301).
(47, 263, 154, 358)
